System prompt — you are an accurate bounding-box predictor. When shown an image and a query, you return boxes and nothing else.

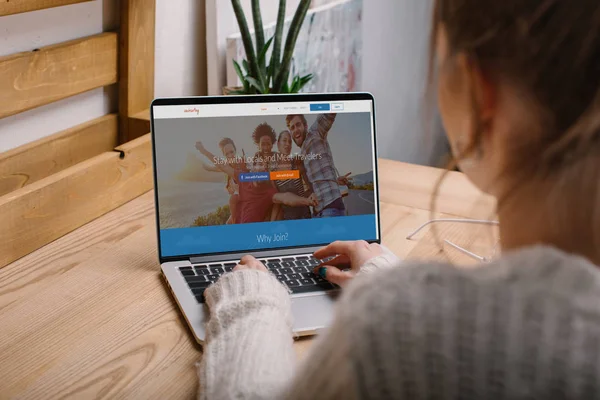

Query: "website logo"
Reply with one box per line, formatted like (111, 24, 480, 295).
(184, 107, 200, 115)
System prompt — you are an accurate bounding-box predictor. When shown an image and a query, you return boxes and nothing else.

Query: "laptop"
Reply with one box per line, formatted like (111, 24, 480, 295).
(150, 93, 380, 343)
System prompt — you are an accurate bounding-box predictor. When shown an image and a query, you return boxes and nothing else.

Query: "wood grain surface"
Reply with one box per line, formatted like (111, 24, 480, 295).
(0, 33, 118, 119)
(0, 134, 153, 268)
(119, 0, 155, 143)
(0, 114, 118, 197)
(0, 0, 93, 16)
(0, 160, 496, 398)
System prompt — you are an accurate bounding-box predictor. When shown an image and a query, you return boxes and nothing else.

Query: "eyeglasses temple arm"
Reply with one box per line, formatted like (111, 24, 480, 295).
(405, 219, 500, 240)
(444, 239, 487, 262)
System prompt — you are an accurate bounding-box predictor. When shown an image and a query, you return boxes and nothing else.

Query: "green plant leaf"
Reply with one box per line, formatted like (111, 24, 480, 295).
(232, 60, 251, 93)
(231, 0, 260, 84)
(273, 0, 311, 93)
(233, 60, 245, 83)
(297, 78, 312, 92)
(245, 76, 265, 93)
(258, 36, 274, 86)
(270, 0, 286, 82)
(251, 0, 266, 68)
(266, 61, 274, 89)
(299, 73, 313, 83)
(258, 37, 274, 67)
(242, 59, 250, 74)
(228, 89, 247, 95)
(298, 74, 313, 91)
(290, 75, 300, 93)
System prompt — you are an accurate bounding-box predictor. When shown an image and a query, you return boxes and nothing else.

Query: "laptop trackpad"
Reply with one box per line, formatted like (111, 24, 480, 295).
(291, 292, 338, 335)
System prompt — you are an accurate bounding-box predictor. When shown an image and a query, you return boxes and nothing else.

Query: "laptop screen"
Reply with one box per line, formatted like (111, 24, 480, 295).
(152, 97, 379, 259)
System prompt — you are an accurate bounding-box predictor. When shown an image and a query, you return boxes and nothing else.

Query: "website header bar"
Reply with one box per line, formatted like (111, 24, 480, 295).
(152, 100, 372, 119)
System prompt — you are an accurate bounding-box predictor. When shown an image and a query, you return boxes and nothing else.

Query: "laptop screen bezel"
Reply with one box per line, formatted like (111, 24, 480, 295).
(150, 92, 381, 264)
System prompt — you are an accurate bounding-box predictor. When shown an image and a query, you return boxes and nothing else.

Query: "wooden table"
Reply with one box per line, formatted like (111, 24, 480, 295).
(0, 160, 497, 399)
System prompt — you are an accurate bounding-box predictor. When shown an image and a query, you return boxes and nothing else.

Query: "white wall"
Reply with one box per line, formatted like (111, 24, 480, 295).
(362, 0, 447, 166)
(155, 0, 207, 98)
(0, 0, 207, 153)
(205, 0, 301, 95)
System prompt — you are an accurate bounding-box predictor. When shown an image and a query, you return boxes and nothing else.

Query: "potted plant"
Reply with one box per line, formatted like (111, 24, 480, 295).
(226, 0, 314, 95)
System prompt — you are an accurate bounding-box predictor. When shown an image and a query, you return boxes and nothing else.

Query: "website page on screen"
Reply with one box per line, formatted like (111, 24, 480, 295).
(153, 100, 379, 258)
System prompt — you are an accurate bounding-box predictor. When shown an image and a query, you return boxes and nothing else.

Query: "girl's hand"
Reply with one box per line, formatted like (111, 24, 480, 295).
(313, 241, 384, 287)
(233, 255, 268, 273)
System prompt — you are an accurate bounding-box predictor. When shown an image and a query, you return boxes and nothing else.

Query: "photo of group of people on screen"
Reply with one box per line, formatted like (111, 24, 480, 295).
(194, 113, 369, 226)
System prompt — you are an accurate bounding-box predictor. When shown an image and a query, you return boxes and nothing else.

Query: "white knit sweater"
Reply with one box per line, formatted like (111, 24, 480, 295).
(198, 246, 600, 399)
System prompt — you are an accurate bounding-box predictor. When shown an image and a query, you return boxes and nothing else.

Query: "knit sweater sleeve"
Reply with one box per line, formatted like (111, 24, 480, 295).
(198, 247, 600, 399)
(197, 270, 296, 400)
(197, 252, 400, 400)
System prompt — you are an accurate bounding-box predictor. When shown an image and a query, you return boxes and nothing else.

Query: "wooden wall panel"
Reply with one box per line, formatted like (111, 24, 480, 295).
(0, 134, 153, 268)
(0, 33, 118, 119)
(119, 0, 155, 143)
(0, 0, 93, 16)
(0, 114, 118, 197)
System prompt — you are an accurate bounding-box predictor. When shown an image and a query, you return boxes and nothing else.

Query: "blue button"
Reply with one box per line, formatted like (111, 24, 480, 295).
(310, 103, 331, 112)
(239, 172, 270, 182)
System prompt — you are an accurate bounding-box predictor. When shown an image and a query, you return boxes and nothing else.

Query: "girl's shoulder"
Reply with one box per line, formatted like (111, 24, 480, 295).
(343, 246, 600, 333)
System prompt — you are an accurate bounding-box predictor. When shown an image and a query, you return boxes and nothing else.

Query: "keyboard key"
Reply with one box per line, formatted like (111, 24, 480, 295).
(209, 263, 222, 268)
(191, 287, 208, 296)
(185, 275, 208, 283)
(308, 258, 321, 266)
(180, 269, 195, 276)
(295, 260, 309, 267)
(291, 282, 335, 294)
(296, 256, 309, 260)
(206, 274, 220, 282)
(224, 262, 237, 267)
(300, 278, 315, 286)
(276, 275, 288, 283)
(286, 280, 301, 288)
(267, 258, 281, 262)
(280, 267, 293, 274)
(287, 274, 301, 281)
(194, 267, 210, 275)
(281, 258, 294, 262)
(180, 267, 193, 271)
(281, 261, 295, 268)
(188, 281, 212, 289)
(267, 262, 282, 270)
(195, 295, 205, 303)
(300, 272, 316, 280)
(211, 267, 225, 274)
(224, 265, 235, 272)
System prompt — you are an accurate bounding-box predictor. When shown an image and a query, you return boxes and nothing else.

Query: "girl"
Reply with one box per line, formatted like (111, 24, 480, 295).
(199, 1, 600, 398)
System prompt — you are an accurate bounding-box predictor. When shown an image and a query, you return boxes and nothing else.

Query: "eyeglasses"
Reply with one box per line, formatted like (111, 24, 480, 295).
(406, 218, 500, 263)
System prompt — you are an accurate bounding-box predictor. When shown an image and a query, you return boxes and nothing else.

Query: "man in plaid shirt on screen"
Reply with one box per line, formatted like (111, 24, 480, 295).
(286, 113, 346, 218)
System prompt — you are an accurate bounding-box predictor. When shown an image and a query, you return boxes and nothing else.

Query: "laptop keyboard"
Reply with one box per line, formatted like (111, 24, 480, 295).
(179, 255, 337, 303)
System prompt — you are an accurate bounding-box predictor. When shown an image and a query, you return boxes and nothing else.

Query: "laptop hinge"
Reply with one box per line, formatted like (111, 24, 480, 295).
(189, 246, 323, 265)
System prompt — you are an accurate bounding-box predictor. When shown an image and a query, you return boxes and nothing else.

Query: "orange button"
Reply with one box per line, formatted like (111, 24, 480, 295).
(270, 170, 300, 181)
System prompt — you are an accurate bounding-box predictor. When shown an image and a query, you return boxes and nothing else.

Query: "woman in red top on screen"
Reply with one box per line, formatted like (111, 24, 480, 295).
(196, 123, 316, 224)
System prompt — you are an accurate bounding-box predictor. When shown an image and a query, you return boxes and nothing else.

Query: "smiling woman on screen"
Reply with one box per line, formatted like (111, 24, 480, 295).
(197, 1, 600, 398)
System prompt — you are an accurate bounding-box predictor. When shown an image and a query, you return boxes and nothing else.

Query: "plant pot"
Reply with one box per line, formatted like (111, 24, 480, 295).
(222, 86, 243, 96)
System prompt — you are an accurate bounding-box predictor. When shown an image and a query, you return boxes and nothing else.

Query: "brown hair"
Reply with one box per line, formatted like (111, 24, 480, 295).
(218, 137, 236, 152)
(285, 114, 307, 128)
(430, 1, 600, 259)
(252, 123, 276, 145)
